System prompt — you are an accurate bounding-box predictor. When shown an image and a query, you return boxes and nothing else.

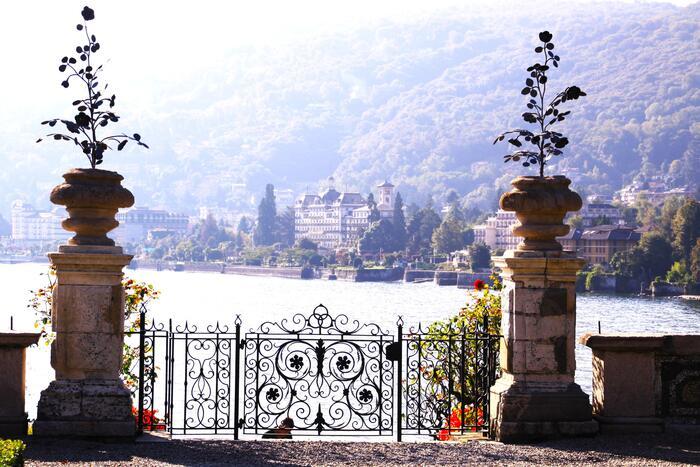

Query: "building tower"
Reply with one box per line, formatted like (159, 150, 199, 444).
(376, 180, 394, 209)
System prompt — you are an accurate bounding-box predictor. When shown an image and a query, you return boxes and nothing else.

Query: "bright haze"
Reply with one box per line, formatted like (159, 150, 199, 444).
(0, 0, 698, 216)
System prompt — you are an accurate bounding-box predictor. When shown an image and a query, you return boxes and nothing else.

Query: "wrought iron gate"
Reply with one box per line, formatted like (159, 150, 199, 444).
(134, 304, 499, 440)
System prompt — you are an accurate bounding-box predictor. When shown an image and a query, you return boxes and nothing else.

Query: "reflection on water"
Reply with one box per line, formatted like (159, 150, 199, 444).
(2, 263, 699, 418)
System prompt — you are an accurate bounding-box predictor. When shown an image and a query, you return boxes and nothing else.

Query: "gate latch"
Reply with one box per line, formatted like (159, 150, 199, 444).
(385, 342, 401, 362)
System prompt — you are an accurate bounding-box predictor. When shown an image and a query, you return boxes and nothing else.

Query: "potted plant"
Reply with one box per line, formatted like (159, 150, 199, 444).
(37, 6, 148, 247)
(494, 31, 585, 252)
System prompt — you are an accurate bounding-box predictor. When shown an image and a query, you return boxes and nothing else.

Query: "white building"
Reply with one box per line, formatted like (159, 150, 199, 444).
(294, 178, 395, 249)
(10, 200, 70, 245)
(473, 210, 519, 251)
(578, 203, 623, 227)
(113, 207, 189, 244)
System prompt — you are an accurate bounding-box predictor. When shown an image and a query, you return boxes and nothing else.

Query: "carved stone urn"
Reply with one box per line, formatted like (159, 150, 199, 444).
(499, 175, 582, 252)
(50, 168, 134, 246)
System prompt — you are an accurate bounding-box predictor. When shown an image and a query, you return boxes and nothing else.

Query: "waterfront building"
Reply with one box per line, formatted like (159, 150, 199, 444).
(558, 224, 640, 265)
(616, 181, 694, 206)
(578, 203, 623, 227)
(294, 178, 394, 249)
(113, 206, 189, 245)
(472, 209, 519, 251)
(10, 200, 70, 245)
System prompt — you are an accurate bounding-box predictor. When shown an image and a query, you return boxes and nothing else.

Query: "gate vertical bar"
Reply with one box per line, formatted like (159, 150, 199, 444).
(447, 332, 453, 434)
(482, 314, 490, 433)
(396, 318, 403, 442)
(460, 324, 466, 435)
(137, 305, 146, 435)
(234, 316, 241, 440)
(168, 319, 174, 435)
(214, 329, 220, 435)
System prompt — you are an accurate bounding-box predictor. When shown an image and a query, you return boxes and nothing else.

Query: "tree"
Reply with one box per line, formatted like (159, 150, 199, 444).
(690, 238, 700, 283)
(367, 193, 380, 223)
(610, 232, 673, 281)
(359, 219, 394, 253)
(469, 244, 491, 269)
(407, 205, 441, 253)
(295, 238, 318, 251)
(446, 190, 460, 204)
(658, 196, 685, 239)
(568, 215, 583, 229)
(431, 205, 466, 254)
(276, 206, 295, 247)
(672, 198, 700, 263)
(237, 216, 253, 234)
(432, 218, 464, 254)
(591, 215, 611, 226)
(392, 192, 407, 251)
(254, 184, 277, 246)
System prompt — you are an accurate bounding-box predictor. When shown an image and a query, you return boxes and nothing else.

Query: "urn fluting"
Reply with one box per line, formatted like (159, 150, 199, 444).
(499, 175, 582, 252)
(50, 168, 134, 246)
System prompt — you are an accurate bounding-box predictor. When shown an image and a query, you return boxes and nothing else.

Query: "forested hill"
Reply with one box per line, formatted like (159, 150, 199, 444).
(1, 1, 698, 214)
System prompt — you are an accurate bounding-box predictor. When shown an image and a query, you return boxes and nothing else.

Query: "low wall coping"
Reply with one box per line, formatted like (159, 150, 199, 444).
(0, 332, 40, 348)
(581, 333, 700, 354)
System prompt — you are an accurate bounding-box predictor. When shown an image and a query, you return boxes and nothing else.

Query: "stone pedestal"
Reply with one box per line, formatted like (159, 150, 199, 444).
(0, 332, 40, 437)
(490, 250, 598, 442)
(34, 245, 135, 438)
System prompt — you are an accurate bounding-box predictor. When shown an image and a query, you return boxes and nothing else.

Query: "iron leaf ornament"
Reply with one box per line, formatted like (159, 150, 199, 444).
(37, 5, 148, 168)
(494, 31, 586, 177)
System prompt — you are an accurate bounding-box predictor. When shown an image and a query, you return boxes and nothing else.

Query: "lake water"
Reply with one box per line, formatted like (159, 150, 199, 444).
(2, 262, 699, 420)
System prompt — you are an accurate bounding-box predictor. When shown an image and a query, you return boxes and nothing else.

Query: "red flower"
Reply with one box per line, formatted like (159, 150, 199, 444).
(473, 279, 485, 290)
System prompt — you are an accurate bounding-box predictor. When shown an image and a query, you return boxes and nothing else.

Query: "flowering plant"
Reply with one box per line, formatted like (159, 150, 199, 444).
(421, 275, 501, 440)
(436, 406, 485, 441)
(30, 268, 160, 391)
(131, 407, 166, 431)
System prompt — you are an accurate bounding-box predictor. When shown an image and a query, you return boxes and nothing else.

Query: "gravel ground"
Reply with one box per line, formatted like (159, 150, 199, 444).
(24, 433, 700, 466)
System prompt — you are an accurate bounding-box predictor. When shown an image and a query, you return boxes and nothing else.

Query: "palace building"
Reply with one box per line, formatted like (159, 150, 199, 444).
(294, 178, 395, 249)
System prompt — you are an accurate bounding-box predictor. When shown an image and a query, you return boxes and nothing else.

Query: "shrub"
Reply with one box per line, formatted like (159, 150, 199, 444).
(0, 439, 25, 467)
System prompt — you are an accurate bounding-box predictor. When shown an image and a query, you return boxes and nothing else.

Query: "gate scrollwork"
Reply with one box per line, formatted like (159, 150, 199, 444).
(243, 304, 394, 435)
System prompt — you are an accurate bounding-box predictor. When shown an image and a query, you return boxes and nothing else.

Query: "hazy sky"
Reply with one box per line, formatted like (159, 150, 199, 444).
(0, 0, 695, 125)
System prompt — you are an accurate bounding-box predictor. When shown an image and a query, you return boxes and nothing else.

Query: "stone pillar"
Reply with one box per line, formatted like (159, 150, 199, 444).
(490, 250, 597, 441)
(33, 245, 135, 437)
(0, 332, 40, 436)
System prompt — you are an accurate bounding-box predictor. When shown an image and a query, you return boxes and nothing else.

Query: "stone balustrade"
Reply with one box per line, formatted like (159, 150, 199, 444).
(581, 334, 700, 433)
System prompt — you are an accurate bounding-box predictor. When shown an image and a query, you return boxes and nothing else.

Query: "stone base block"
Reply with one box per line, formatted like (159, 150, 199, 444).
(490, 378, 598, 443)
(34, 379, 135, 438)
(0, 415, 28, 437)
(595, 415, 664, 434)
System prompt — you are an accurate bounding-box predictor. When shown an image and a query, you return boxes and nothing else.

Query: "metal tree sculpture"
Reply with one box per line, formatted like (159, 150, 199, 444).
(37, 6, 148, 168)
(494, 31, 586, 177)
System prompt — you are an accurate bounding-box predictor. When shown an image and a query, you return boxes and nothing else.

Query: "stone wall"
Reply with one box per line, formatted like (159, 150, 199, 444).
(582, 334, 700, 433)
(334, 267, 404, 282)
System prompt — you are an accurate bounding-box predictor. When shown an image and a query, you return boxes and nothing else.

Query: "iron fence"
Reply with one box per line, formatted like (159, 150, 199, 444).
(132, 304, 500, 440)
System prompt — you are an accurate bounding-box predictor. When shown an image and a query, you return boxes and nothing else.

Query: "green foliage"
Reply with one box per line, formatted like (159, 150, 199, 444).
(359, 219, 395, 253)
(469, 244, 491, 270)
(568, 215, 583, 229)
(0, 439, 25, 467)
(295, 238, 318, 251)
(610, 232, 674, 281)
(31, 270, 160, 393)
(275, 206, 296, 247)
(672, 198, 700, 264)
(254, 184, 278, 246)
(407, 204, 442, 253)
(691, 238, 700, 283)
(585, 265, 605, 291)
(431, 209, 465, 254)
(366, 193, 381, 223)
(666, 261, 692, 285)
(392, 192, 408, 251)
